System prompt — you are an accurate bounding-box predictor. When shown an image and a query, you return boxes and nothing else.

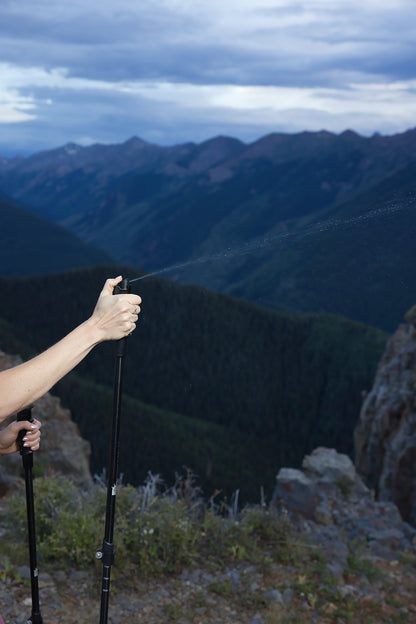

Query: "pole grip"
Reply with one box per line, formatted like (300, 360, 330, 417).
(17, 405, 34, 456)
(113, 278, 131, 357)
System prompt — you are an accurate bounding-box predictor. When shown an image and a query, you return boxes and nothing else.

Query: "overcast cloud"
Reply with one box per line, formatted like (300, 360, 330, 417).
(0, 0, 415, 155)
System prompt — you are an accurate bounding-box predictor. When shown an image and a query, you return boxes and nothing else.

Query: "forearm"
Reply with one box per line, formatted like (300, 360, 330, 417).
(0, 318, 100, 421)
(0, 276, 141, 422)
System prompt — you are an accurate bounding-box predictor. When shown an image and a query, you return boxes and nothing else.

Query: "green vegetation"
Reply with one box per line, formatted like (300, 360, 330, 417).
(2, 472, 409, 624)
(345, 549, 385, 583)
(0, 266, 387, 500)
(4, 472, 302, 576)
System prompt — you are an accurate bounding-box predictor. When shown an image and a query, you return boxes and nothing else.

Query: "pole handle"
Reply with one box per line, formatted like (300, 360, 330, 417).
(17, 405, 34, 456)
(114, 277, 131, 357)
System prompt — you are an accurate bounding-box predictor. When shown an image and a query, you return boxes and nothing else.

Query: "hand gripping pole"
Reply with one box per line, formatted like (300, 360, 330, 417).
(96, 278, 130, 624)
(17, 405, 43, 624)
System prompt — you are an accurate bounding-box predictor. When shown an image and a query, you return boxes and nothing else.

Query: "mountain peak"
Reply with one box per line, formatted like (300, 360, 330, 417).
(339, 129, 362, 140)
(123, 136, 153, 148)
(63, 142, 83, 156)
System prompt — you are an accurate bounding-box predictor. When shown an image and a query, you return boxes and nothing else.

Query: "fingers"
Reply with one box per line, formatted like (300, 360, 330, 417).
(130, 303, 141, 317)
(123, 317, 139, 337)
(100, 277, 142, 308)
(21, 418, 42, 450)
(114, 295, 141, 318)
(111, 291, 142, 334)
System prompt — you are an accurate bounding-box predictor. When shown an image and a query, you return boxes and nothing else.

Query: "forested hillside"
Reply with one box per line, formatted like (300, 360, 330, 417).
(217, 162, 416, 331)
(0, 193, 113, 276)
(0, 266, 387, 500)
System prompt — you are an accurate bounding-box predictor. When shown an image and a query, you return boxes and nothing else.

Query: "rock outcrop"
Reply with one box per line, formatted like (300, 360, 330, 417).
(354, 311, 416, 525)
(0, 350, 93, 493)
(272, 447, 416, 579)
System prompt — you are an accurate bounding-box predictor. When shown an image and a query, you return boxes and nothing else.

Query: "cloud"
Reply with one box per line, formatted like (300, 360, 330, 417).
(0, 0, 415, 154)
(1, 0, 415, 85)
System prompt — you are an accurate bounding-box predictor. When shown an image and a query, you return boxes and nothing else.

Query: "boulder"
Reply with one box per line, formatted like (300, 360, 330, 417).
(271, 447, 416, 567)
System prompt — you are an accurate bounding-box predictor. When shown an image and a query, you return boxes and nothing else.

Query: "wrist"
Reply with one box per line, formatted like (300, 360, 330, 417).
(83, 316, 105, 346)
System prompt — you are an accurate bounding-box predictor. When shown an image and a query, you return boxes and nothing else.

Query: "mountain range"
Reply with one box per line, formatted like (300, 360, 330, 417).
(1, 129, 411, 497)
(0, 128, 415, 331)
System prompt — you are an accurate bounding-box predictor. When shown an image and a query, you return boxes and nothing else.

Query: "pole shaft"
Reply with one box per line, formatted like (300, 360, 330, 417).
(99, 355, 124, 623)
(105, 355, 124, 542)
(24, 456, 42, 617)
(98, 277, 130, 624)
(18, 406, 43, 624)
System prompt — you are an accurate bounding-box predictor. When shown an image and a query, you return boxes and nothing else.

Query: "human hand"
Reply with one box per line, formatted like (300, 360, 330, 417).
(0, 418, 42, 455)
(89, 276, 142, 341)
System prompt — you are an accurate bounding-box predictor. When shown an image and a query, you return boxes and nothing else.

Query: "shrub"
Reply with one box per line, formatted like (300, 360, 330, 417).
(5, 471, 303, 579)
(7, 476, 105, 567)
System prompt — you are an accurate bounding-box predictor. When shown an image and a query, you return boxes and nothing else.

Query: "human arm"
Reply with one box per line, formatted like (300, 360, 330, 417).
(0, 418, 41, 454)
(0, 276, 141, 422)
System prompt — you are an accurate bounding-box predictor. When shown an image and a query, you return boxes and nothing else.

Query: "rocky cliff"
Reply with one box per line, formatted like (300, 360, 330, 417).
(270, 311, 416, 578)
(354, 307, 416, 526)
(0, 350, 92, 492)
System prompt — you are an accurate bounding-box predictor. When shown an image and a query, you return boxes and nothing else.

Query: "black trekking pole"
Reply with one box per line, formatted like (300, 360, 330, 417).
(96, 277, 131, 624)
(17, 405, 43, 624)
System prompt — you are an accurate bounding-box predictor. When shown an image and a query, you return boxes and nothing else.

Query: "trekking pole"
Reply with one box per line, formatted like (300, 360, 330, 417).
(17, 405, 43, 624)
(96, 277, 131, 624)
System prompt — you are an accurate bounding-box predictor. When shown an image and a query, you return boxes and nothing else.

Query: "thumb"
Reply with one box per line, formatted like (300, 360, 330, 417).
(99, 276, 123, 297)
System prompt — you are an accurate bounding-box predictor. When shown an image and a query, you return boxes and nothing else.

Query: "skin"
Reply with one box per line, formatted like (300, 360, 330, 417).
(0, 418, 42, 454)
(0, 276, 142, 453)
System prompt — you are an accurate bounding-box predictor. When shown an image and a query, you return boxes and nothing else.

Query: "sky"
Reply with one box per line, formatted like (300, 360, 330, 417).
(0, 0, 415, 156)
